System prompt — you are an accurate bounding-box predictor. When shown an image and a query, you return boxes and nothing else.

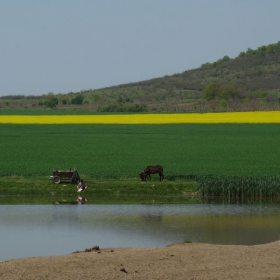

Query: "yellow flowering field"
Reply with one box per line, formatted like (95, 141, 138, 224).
(1, 111, 280, 124)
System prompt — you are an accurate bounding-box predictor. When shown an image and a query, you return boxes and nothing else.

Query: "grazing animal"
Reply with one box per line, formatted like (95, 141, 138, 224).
(139, 165, 164, 181)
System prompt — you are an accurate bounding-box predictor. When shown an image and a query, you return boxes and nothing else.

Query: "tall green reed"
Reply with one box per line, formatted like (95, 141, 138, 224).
(193, 175, 280, 198)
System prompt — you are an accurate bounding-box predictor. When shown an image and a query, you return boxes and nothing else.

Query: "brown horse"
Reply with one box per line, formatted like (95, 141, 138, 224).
(139, 165, 164, 181)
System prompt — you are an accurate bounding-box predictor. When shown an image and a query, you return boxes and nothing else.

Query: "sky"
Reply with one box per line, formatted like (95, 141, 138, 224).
(1, 0, 280, 97)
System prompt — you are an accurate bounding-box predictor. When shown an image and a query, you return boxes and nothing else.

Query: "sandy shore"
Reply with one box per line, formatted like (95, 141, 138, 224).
(1, 241, 280, 280)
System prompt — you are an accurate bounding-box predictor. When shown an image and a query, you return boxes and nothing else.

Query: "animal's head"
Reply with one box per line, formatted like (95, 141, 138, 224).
(139, 171, 145, 181)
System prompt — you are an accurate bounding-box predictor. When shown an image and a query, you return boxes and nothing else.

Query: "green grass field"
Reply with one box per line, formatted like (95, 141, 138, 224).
(1, 123, 280, 178)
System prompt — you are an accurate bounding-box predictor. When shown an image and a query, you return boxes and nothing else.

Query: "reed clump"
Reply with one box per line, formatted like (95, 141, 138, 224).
(194, 175, 280, 198)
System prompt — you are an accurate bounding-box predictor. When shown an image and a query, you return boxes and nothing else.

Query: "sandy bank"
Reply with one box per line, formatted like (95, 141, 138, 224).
(1, 241, 280, 279)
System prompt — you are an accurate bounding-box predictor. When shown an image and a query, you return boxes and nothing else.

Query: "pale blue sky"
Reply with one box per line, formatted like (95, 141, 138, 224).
(1, 0, 279, 96)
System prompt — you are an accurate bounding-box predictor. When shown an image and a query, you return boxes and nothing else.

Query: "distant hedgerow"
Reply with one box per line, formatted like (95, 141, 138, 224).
(97, 104, 147, 112)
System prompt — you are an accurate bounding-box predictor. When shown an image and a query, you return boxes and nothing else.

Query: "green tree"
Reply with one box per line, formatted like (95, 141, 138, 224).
(219, 99, 228, 107)
(219, 84, 239, 100)
(238, 51, 246, 57)
(217, 55, 231, 64)
(203, 82, 221, 100)
(204, 83, 240, 100)
(92, 94, 100, 102)
(71, 94, 84, 105)
(44, 96, 58, 109)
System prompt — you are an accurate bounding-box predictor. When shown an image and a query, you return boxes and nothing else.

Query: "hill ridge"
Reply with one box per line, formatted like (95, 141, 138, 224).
(1, 41, 280, 112)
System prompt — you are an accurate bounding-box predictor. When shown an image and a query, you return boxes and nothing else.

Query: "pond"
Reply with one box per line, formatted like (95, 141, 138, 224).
(1, 200, 280, 261)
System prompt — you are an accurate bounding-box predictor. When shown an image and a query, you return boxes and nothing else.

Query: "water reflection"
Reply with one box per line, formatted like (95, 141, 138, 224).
(1, 203, 280, 261)
(71, 196, 87, 205)
(53, 196, 88, 205)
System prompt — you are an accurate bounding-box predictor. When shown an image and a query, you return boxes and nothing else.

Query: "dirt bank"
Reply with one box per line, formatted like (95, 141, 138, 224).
(1, 241, 280, 279)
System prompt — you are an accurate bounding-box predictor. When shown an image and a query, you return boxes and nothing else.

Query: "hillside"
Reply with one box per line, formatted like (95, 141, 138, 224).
(1, 41, 280, 113)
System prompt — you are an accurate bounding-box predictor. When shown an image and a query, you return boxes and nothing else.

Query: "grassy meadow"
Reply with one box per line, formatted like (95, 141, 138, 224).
(1, 111, 280, 198)
(1, 123, 280, 177)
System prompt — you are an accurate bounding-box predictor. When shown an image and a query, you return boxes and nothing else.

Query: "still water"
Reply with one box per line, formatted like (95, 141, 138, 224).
(1, 202, 280, 261)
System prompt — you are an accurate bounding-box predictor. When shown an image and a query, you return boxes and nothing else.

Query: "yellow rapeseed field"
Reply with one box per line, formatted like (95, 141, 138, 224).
(1, 111, 280, 124)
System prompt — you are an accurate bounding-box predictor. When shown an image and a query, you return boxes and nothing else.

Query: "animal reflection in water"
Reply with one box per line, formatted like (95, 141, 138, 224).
(53, 196, 87, 205)
(139, 165, 164, 181)
(71, 196, 87, 205)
